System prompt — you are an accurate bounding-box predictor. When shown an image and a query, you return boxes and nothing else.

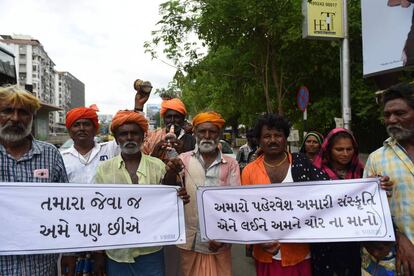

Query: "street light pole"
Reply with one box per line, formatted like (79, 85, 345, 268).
(341, 0, 351, 130)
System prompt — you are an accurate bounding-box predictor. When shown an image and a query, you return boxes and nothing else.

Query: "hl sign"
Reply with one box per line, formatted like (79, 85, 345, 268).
(302, 0, 344, 40)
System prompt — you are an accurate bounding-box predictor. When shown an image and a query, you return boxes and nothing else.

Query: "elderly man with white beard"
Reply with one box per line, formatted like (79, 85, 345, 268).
(164, 111, 240, 276)
(94, 110, 189, 276)
(0, 85, 68, 275)
(363, 82, 414, 275)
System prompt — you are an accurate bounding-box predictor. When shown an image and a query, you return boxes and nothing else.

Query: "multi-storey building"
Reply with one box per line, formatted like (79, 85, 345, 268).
(53, 71, 85, 133)
(146, 103, 161, 130)
(1, 35, 55, 104)
(0, 34, 85, 135)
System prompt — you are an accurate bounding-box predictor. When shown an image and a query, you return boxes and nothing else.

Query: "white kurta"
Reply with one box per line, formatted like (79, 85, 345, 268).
(61, 140, 120, 184)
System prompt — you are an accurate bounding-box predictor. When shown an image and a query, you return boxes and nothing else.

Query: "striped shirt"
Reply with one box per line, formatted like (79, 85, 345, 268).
(0, 139, 68, 276)
(363, 137, 414, 243)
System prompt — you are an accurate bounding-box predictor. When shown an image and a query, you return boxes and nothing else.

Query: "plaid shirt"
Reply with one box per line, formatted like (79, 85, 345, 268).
(0, 139, 68, 276)
(363, 137, 414, 244)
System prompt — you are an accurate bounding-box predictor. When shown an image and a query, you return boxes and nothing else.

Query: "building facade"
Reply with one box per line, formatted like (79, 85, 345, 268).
(1, 34, 84, 135)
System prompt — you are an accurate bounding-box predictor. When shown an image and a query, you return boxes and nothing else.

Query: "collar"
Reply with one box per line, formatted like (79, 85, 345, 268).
(384, 137, 396, 147)
(191, 146, 227, 164)
(116, 154, 147, 178)
(65, 141, 100, 156)
(0, 138, 40, 157)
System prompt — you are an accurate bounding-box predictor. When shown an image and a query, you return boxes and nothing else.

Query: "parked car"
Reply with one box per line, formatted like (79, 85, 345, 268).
(220, 140, 236, 159)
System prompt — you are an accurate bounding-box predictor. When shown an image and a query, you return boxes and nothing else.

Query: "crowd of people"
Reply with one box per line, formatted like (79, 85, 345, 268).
(0, 80, 413, 276)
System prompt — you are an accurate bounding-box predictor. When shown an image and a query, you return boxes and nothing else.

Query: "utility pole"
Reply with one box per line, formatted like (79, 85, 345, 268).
(341, 0, 351, 130)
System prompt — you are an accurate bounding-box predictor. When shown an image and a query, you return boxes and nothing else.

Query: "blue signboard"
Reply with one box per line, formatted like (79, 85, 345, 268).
(297, 86, 309, 112)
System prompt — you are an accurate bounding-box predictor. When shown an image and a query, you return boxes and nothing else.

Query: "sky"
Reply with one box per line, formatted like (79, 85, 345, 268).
(0, 0, 177, 115)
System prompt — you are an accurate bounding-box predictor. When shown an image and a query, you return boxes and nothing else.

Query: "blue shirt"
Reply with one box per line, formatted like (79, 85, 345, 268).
(0, 139, 68, 276)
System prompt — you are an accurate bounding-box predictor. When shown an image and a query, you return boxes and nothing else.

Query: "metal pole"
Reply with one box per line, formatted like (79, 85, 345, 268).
(341, 0, 351, 130)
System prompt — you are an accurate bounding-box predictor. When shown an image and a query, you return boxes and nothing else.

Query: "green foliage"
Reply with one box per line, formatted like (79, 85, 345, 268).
(146, 0, 413, 151)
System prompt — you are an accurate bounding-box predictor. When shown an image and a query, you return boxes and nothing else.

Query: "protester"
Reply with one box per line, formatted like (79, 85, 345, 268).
(139, 97, 196, 157)
(299, 130, 324, 162)
(94, 110, 188, 276)
(61, 106, 119, 183)
(241, 113, 328, 276)
(165, 111, 240, 276)
(363, 82, 414, 276)
(312, 128, 393, 276)
(60, 106, 120, 275)
(310, 128, 364, 275)
(0, 85, 68, 276)
(236, 128, 257, 171)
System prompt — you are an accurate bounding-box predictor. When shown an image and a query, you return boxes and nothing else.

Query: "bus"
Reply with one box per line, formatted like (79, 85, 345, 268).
(0, 43, 17, 85)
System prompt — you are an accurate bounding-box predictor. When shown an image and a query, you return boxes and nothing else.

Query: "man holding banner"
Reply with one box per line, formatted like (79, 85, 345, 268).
(241, 113, 328, 276)
(364, 82, 414, 275)
(95, 110, 188, 276)
(0, 85, 68, 275)
(166, 111, 240, 276)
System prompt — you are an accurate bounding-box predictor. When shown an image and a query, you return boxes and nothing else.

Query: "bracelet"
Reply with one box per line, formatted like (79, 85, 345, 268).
(134, 107, 143, 112)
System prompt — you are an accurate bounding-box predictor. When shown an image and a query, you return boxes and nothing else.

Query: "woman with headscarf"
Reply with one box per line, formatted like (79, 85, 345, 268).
(299, 131, 324, 162)
(311, 128, 363, 275)
(242, 113, 328, 276)
(311, 128, 393, 276)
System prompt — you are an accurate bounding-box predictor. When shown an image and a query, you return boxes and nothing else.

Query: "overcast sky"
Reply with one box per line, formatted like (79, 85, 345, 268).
(0, 0, 177, 114)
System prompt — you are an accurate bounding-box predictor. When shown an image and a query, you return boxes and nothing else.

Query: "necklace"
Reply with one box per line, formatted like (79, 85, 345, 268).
(77, 149, 92, 165)
(263, 153, 287, 168)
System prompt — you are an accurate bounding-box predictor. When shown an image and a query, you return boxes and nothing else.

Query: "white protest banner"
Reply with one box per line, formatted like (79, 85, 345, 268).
(0, 183, 185, 255)
(197, 178, 395, 243)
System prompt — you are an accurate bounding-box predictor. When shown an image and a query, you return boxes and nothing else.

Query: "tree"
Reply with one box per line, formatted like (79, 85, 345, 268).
(146, 0, 412, 152)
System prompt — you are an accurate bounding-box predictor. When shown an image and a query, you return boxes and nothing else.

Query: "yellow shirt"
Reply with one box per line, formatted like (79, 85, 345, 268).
(95, 154, 166, 263)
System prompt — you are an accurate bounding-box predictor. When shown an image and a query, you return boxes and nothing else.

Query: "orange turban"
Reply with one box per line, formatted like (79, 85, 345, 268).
(66, 107, 99, 131)
(160, 98, 187, 117)
(111, 110, 149, 134)
(192, 111, 225, 129)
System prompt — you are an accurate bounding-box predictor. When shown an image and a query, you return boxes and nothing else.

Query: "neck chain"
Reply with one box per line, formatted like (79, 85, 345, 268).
(78, 149, 92, 165)
(264, 152, 287, 168)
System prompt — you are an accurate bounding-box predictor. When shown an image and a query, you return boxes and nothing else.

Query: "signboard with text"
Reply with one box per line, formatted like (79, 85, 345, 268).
(197, 178, 394, 244)
(362, 0, 414, 76)
(302, 0, 344, 39)
(0, 183, 186, 255)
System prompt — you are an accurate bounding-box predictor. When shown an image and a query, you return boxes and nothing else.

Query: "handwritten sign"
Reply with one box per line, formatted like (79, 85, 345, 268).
(197, 178, 395, 243)
(0, 183, 186, 255)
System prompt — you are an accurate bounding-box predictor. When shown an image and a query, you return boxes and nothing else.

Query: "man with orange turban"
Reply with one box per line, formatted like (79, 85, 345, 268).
(95, 110, 189, 276)
(137, 97, 196, 158)
(164, 111, 240, 276)
(61, 106, 120, 184)
(61, 105, 120, 275)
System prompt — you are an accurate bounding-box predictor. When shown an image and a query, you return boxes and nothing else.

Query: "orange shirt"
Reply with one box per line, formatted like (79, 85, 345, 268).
(241, 154, 310, 267)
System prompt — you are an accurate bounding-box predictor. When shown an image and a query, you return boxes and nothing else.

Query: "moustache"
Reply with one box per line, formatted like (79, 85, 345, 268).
(2, 122, 26, 132)
(267, 143, 280, 147)
(122, 141, 139, 147)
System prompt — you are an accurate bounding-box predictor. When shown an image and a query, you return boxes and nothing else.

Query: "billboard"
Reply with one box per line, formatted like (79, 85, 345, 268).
(362, 0, 414, 76)
(303, 0, 344, 39)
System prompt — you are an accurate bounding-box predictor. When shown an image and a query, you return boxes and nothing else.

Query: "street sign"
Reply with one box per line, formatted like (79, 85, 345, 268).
(302, 0, 344, 40)
(297, 86, 310, 112)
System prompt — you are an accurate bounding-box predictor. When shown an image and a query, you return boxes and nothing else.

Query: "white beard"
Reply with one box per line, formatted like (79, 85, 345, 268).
(120, 141, 141, 154)
(197, 137, 219, 153)
(0, 119, 33, 143)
